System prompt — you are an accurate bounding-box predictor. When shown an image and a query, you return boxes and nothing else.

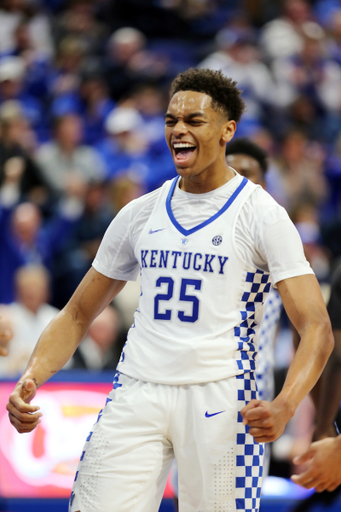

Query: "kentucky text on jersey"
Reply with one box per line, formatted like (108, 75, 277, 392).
(140, 249, 229, 274)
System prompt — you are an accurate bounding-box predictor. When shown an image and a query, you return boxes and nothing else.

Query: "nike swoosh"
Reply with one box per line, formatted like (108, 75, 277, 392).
(205, 410, 226, 418)
(148, 228, 165, 234)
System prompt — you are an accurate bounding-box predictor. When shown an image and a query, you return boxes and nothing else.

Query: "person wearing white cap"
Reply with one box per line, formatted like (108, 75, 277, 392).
(96, 106, 149, 182)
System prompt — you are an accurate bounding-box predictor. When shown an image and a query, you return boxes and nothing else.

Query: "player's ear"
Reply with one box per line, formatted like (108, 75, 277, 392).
(221, 120, 236, 145)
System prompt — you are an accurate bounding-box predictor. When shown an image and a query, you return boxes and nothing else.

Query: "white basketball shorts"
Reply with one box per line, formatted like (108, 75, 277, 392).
(69, 371, 264, 512)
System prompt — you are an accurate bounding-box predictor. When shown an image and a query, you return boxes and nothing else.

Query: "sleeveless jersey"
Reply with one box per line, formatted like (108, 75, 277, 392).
(116, 175, 272, 385)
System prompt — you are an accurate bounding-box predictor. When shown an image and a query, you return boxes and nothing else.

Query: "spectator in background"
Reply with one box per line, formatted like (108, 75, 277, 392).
(325, 8, 341, 66)
(0, 0, 53, 57)
(274, 129, 327, 212)
(105, 27, 169, 101)
(0, 309, 13, 356)
(96, 106, 149, 183)
(199, 26, 279, 137)
(126, 83, 177, 190)
(291, 200, 330, 282)
(52, 0, 109, 58)
(50, 60, 115, 145)
(53, 179, 114, 308)
(48, 35, 85, 100)
(272, 21, 341, 135)
(0, 100, 50, 206)
(260, 0, 313, 61)
(0, 55, 47, 141)
(35, 113, 105, 198)
(0, 264, 59, 377)
(105, 26, 147, 101)
(0, 159, 85, 304)
(0, 19, 52, 100)
(65, 305, 121, 371)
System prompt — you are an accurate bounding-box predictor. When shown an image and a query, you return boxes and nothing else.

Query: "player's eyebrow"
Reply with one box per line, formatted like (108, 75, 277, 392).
(164, 111, 207, 120)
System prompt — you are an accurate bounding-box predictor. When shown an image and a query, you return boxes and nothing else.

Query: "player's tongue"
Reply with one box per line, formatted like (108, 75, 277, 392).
(174, 144, 196, 162)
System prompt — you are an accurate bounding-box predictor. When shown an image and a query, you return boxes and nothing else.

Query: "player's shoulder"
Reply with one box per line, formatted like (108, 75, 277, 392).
(245, 181, 286, 216)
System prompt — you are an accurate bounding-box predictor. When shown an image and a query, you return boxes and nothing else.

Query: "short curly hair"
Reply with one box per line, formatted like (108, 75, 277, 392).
(225, 137, 268, 175)
(169, 68, 245, 122)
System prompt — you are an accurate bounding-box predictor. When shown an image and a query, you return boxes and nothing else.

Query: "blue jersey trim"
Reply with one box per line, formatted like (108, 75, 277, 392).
(166, 176, 248, 236)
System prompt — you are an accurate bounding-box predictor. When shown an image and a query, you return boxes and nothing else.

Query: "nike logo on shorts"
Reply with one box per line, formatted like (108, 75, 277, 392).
(205, 410, 225, 418)
(148, 228, 165, 234)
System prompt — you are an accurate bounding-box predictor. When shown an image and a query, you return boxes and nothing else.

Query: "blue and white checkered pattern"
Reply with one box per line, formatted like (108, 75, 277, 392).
(256, 288, 282, 402)
(235, 372, 264, 512)
(235, 270, 271, 372)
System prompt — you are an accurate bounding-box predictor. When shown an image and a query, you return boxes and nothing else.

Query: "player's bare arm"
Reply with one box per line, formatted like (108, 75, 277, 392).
(241, 274, 334, 443)
(7, 268, 126, 434)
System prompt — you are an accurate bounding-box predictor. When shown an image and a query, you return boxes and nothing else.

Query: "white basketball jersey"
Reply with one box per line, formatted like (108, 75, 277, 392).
(116, 175, 272, 385)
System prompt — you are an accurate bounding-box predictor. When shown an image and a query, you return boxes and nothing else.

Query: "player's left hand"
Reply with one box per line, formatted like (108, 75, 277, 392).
(291, 437, 341, 492)
(240, 398, 293, 443)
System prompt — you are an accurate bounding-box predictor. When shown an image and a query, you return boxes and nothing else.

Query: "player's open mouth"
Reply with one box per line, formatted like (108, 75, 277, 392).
(173, 142, 197, 164)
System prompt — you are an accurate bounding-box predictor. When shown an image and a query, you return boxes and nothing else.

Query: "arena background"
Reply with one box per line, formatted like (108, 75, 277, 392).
(0, 0, 341, 511)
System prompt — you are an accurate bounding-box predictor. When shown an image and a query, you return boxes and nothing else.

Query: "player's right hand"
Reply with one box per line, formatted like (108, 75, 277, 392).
(6, 379, 42, 434)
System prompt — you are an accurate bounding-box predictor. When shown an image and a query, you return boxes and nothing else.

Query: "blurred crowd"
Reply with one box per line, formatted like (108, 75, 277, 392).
(1, 0, 341, 483)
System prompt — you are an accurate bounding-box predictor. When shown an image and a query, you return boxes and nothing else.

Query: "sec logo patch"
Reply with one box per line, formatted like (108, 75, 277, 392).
(212, 235, 223, 246)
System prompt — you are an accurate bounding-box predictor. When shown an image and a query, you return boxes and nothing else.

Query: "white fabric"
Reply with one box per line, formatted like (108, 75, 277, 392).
(0, 302, 59, 377)
(70, 372, 263, 512)
(93, 174, 312, 385)
(94, 174, 311, 286)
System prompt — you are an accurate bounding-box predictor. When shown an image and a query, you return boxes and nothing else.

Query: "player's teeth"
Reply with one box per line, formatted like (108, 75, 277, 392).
(173, 143, 195, 148)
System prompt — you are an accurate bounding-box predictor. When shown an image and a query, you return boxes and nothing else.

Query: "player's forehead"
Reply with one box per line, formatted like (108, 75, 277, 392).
(166, 90, 215, 118)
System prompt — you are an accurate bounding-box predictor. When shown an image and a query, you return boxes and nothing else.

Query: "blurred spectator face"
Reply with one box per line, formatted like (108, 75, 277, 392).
(252, 129, 275, 157)
(2, 117, 27, 144)
(0, 78, 22, 100)
(65, 0, 94, 34)
(330, 11, 341, 42)
(132, 86, 166, 116)
(300, 23, 325, 63)
(3, 0, 26, 12)
(284, 0, 311, 24)
(88, 306, 119, 353)
(14, 22, 31, 51)
(85, 182, 106, 212)
(80, 76, 107, 104)
(12, 202, 41, 245)
(226, 153, 265, 187)
(15, 266, 50, 314)
(55, 114, 83, 148)
(282, 131, 307, 162)
(57, 37, 84, 73)
(230, 42, 259, 64)
(110, 176, 144, 212)
(0, 57, 25, 99)
(108, 27, 146, 64)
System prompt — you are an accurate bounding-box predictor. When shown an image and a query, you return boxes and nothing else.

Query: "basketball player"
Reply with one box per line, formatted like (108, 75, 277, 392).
(7, 69, 333, 512)
(292, 265, 341, 492)
(171, 138, 281, 508)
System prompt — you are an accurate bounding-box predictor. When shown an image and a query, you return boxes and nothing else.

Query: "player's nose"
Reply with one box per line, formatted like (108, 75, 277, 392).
(172, 120, 188, 136)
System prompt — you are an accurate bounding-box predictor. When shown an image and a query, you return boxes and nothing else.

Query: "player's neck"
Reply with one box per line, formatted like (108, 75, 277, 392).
(179, 164, 236, 194)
